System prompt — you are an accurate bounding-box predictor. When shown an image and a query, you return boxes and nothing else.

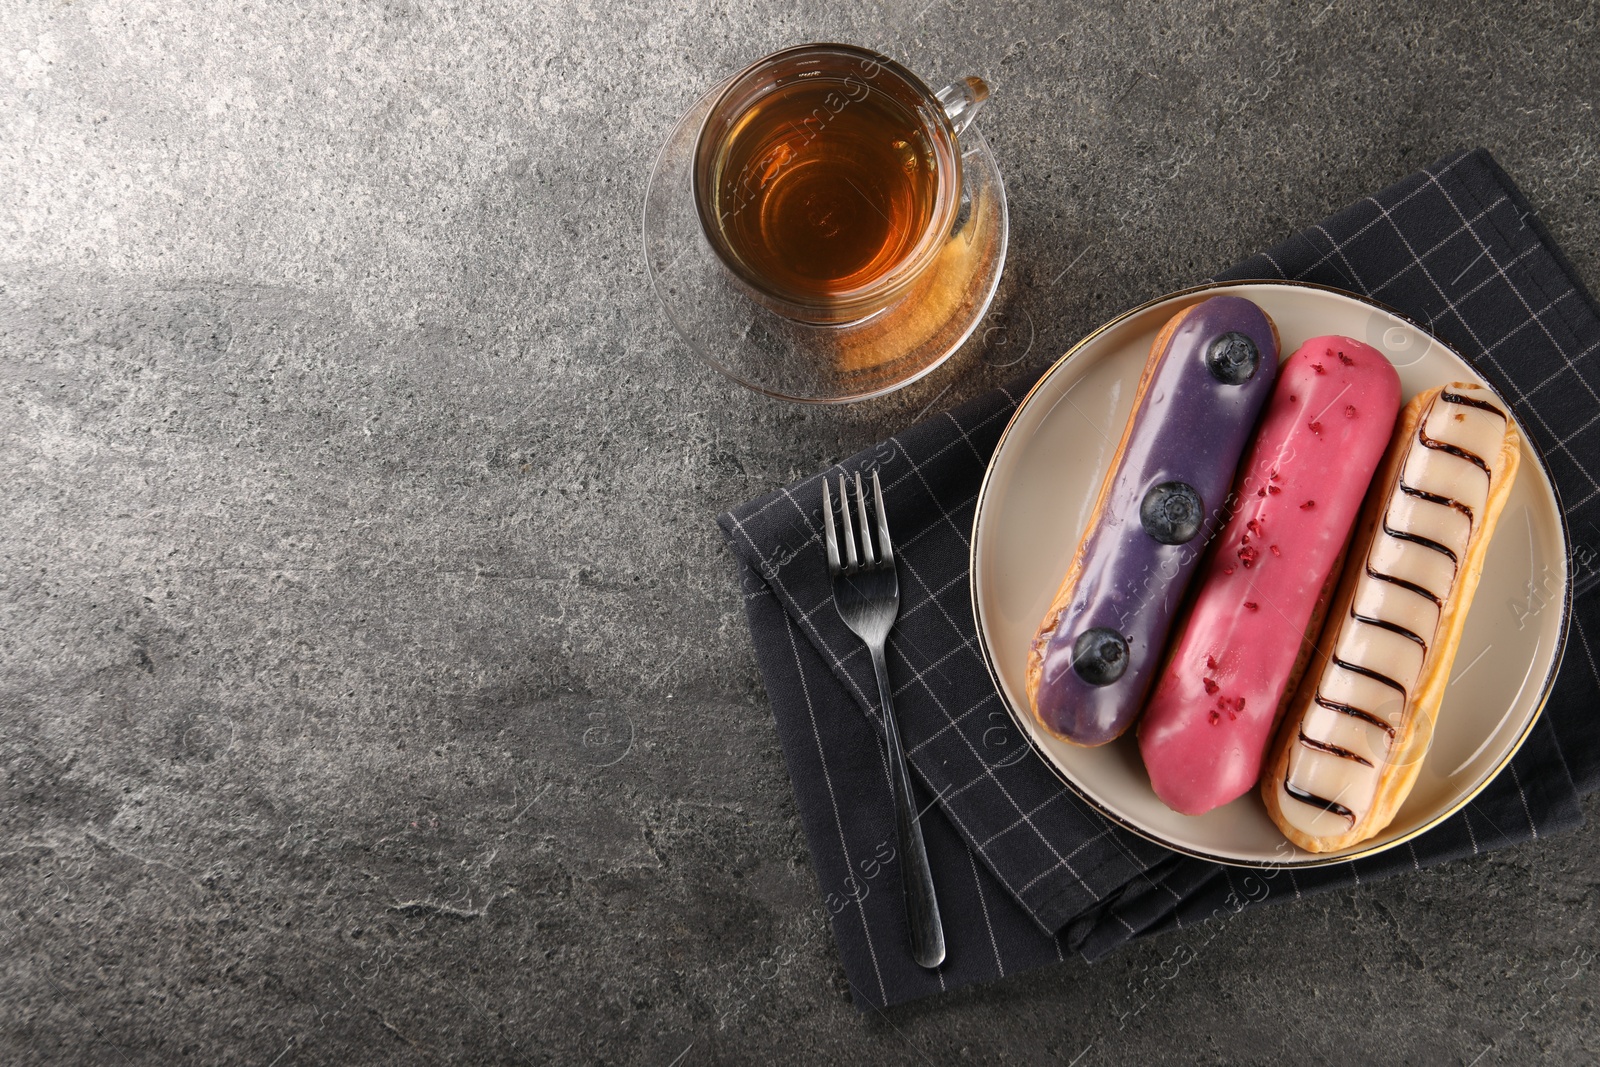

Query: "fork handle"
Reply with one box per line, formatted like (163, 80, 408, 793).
(871, 645, 946, 970)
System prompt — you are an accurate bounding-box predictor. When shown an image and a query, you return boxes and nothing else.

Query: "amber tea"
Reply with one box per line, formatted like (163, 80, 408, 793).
(694, 45, 972, 325)
(710, 78, 939, 303)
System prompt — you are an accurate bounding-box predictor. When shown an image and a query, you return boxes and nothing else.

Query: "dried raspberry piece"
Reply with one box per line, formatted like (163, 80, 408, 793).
(1300, 499, 1315, 510)
(1289, 394, 1297, 403)
(1238, 545, 1259, 568)
(1311, 363, 1325, 374)
(1267, 485, 1282, 495)
(1203, 678, 1219, 695)
(1235, 696, 1246, 711)
(1208, 709, 1221, 726)
(1246, 518, 1261, 536)
(1337, 351, 1354, 366)
(1309, 420, 1323, 434)
(1345, 404, 1358, 418)
(1243, 601, 1258, 611)
(1206, 654, 1218, 671)
(1257, 487, 1267, 498)
(1270, 544, 1281, 557)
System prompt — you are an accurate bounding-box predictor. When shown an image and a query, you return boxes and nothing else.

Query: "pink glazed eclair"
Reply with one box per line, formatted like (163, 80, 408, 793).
(1137, 337, 1401, 815)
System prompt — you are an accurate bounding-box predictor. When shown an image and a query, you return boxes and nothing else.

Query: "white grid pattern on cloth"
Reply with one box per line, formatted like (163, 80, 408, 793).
(966, 849, 1006, 979)
(725, 419, 1166, 929)
(1245, 153, 1600, 529)
(1362, 190, 1600, 507)
(1248, 149, 1474, 285)
(780, 593, 889, 1006)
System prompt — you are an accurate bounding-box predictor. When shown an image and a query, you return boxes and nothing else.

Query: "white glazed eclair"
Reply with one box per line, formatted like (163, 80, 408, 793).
(1261, 382, 1520, 853)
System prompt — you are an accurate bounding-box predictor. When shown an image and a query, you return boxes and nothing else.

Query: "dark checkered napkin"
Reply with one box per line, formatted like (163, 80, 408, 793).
(718, 149, 1600, 1010)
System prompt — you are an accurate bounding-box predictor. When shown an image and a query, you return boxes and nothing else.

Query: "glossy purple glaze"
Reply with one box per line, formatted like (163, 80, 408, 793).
(1031, 295, 1279, 745)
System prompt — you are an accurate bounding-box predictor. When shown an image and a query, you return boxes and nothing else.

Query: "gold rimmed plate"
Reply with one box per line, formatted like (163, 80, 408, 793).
(970, 280, 1571, 867)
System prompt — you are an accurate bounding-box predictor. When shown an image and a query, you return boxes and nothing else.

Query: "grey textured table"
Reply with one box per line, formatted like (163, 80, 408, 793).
(3, 2, 1598, 1064)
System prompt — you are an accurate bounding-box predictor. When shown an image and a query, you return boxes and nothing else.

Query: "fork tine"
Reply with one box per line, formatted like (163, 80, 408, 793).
(822, 478, 841, 576)
(853, 472, 875, 565)
(838, 475, 858, 571)
(872, 469, 893, 567)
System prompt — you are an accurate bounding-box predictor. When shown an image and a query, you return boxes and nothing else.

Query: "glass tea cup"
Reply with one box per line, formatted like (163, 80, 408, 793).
(692, 43, 988, 326)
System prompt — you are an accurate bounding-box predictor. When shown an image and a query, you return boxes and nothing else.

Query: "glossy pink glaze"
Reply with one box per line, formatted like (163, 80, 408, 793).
(1137, 336, 1402, 816)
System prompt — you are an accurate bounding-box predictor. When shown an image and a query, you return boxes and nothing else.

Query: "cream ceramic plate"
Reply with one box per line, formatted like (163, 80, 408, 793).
(971, 280, 1571, 867)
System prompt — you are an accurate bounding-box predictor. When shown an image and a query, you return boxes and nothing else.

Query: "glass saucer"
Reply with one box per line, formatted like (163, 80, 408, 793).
(642, 76, 1009, 404)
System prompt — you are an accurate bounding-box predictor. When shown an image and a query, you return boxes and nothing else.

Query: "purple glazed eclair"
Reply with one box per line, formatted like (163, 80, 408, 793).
(1026, 295, 1280, 746)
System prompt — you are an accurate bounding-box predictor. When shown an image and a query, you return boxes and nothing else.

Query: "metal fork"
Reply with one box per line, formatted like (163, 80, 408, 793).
(823, 470, 946, 970)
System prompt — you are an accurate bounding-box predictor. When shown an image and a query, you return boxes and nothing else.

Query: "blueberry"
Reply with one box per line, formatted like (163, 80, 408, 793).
(1140, 481, 1203, 545)
(1072, 627, 1129, 686)
(1206, 331, 1260, 385)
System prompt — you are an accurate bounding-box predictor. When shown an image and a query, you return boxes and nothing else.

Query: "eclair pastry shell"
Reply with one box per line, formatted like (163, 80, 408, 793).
(1260, 384, 1521, 852)
(1026, 297, 1280, 746)
(1025, 306, 1190, 703)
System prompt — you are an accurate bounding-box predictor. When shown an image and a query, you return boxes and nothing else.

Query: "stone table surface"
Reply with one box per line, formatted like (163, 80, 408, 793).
(3, 1, 1599, 1064)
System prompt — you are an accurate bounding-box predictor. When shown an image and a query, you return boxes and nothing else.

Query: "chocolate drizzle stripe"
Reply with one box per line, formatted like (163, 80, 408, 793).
(1297, 730, 1374, 767)
(1364, 561, 1444, 606)
(1314, 694, 1398, 739)
(1282, 782, 1356, 825)
(1350, 607, 1428, 652)
(1331, 655, 1408, 699)
(1280, 391, 1509, 836)
(1440, 390, 1508, 420)
(1381, 513, 1459, 569)
(1400, 481, 1474, 524)
(1419, 426, 1491, 475)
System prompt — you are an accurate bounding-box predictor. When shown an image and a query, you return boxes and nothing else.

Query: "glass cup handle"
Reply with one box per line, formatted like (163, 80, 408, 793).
(935, 76, 989, 139)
